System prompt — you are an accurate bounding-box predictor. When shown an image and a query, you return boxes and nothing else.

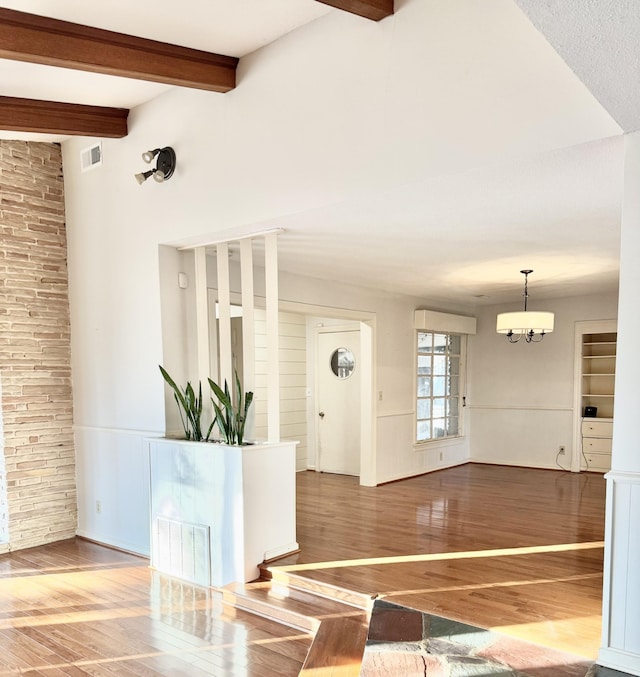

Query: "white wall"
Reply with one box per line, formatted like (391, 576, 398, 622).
(61, 0, 618, 555)
(253, 309, 308, 470)
(467, 292, 618, 469)
(277, 270, 474, 483)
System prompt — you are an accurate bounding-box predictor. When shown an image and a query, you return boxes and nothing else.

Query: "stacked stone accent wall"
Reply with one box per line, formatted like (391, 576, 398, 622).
(0, 140, 76, 553)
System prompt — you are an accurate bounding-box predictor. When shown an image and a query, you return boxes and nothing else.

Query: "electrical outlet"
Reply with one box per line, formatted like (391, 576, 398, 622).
(439, 452, 443, 461)
(559, 445, 566, 455)
(96, 500, 102, 514)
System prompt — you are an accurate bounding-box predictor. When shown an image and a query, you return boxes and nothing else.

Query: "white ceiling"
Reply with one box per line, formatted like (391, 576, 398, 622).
(0, 0, 636, 308)
(515, 0, 640, 133)
(263, 135, 624, 306)
(0, 0, 331, 138)
(0, 0, 331, 57)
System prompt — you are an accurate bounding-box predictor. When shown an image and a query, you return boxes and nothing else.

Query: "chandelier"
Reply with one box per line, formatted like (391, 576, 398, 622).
(496, 270, 554, 343)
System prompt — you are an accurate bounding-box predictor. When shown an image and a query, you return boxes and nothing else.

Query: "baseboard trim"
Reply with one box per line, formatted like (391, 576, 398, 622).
(598, 646, 640, 675)
(264, 541, 300, 562)
(76, 532, 150, 559)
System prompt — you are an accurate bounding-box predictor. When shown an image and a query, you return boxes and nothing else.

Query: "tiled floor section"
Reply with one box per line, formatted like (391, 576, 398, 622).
(360, 600, 632, 677)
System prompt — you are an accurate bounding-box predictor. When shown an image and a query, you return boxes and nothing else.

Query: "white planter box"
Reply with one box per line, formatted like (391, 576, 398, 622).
(147, 437, 299, 587)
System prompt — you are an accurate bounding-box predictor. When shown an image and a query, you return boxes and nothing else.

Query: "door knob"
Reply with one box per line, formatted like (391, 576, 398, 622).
(319, 411, 325, 419)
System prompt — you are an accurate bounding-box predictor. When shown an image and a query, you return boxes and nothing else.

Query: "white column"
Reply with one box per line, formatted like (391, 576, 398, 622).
(265, 232, 280, 442)
(598, 130, 640, 675)
(240, 238, 256, 438)
(216, 243, 233, 390)
(193, 246, 210, 391)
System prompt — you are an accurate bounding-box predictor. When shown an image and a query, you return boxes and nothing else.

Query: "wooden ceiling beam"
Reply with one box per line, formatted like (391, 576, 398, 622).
(0, 97, 129, 138)
(315, 0, 393, 21)
(0, 8, 238, 93)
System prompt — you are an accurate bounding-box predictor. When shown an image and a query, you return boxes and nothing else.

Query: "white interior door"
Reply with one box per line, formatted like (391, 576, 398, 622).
(317, 328, 361, 476)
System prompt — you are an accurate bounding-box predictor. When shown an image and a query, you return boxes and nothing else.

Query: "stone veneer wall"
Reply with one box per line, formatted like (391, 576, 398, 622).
(0, 140, 76, 553)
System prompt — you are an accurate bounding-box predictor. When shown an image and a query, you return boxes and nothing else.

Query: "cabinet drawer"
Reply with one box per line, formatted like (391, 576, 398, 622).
(582, 437, 612, 453)
(582, 420, 613, 438)
(581, 452, 611, 472)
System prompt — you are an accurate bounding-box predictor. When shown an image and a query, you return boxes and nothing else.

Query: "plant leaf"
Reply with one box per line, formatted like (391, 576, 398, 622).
(238, 390, 254, 444)
(205, 418, 215, 442)
(161, 365, 191, 439)
(211, 398, 231, 443)
(160, 366, 206, 441)
(173, 392, 190, 439)
(208, 372, 254, 445)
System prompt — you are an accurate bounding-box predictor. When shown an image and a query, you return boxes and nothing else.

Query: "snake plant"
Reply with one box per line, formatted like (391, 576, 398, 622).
(160, 365, 253, 444)
(208, 370, 254, 445)
(159, 366, 214, 442)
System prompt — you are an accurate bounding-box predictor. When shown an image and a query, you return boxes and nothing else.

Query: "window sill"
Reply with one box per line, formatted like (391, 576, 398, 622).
(413, 436, 464, 452)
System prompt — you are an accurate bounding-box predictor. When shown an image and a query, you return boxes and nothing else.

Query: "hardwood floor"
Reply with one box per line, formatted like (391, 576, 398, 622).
(0, 463, 607, 675)
(0, 540, 312, 676)
(268, 463, 607, 660)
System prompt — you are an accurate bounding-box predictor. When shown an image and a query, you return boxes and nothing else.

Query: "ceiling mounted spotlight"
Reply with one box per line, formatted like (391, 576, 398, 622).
(142, 148, 160, 164)
(135, 146, 176, 185)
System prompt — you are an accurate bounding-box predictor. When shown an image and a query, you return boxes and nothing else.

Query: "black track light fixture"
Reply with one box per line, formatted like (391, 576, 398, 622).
(135, 146, 176, 185)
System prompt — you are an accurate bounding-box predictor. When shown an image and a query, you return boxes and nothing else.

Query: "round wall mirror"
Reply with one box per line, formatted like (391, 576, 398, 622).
(330, 347, 355, 379)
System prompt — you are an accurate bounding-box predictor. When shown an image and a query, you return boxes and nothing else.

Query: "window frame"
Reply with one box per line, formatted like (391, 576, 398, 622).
(414, 329, 467, 445)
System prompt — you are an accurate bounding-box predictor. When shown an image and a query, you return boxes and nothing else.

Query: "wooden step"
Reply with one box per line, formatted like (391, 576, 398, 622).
(223, 579, 366, 631)
(261, 563, 374, 610)
(222, 576, 372, 676)
(300, 615, 369, 676)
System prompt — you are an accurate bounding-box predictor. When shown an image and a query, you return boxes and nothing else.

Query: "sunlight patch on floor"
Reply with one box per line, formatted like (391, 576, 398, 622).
(491, 615, 602, 660)
(0, 631, 314, 676)
(273, 541, 605, 573)
(380, 571, 602, 598)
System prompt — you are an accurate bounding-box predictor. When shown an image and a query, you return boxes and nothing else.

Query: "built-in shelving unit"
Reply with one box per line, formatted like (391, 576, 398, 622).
(579, 331, 616, 472)
(581, 333, 616, 418)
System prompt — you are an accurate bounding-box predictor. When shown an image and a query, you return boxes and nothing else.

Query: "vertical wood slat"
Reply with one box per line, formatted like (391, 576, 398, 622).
(190, 231, 281, 441)
(194, 247, 211, 392)
(207, 289, 219, 384)
(240, 238, 256, 438)
(216, 243, 233, 390)
(265, 233, 280, 442)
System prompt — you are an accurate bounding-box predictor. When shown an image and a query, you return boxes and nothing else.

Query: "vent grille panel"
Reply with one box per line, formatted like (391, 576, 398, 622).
(155, 517, 210, 586)
(80, 142, 102, 172)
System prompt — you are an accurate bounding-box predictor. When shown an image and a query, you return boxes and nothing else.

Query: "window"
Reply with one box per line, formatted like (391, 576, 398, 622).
(416, 331, 463, 442)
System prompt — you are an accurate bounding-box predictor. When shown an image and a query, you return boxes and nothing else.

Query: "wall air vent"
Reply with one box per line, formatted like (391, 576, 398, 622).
(80, 142, 102, 172)
(154, 517, 211, 586)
